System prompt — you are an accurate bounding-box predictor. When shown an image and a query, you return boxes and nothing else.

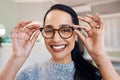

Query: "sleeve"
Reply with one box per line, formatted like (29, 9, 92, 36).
(15, 63, 42, 80)
(15, 66, 32, 80)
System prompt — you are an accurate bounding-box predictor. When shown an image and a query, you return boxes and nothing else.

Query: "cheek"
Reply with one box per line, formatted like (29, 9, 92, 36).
(44, 39, 50, 49)
(67, 34, 76, 49)
(71, 33, 76, 42)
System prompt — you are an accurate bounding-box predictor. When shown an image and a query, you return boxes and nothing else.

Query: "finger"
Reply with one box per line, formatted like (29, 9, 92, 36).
(95, 13, 104, 29)
(84, 16, 95, 28)
(30, 30, 40, 44)
(16, 20, 32, 28)
(74, 30, 86, 43)
(78, 16, 90, 23)
(23, 24, 40, 40)
(24, 24, 40, 33)
(78, 16, 93, 25)
(86, 14, 99, 28)
(86, 14, 102, 29)
(25, 30, 40, 55)
(15, 21, 32, 32)
(23, 22, 40, 29)
(73, 25, 91, 33)
(78, 16, 95, 29)
(27, 28, 40, 39)
(22, 27, 40, 41)
(24, 24, 40, 30)
(86, 14, 98, 22)
(27, 29, 37, 36)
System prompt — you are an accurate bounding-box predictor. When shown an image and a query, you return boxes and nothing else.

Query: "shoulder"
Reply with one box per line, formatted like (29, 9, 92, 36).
(15, 61, 49, 80)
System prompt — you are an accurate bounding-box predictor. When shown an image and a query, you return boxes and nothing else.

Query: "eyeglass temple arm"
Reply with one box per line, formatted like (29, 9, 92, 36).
(72, 27, 81, 31)
(39, 28, 43, 32)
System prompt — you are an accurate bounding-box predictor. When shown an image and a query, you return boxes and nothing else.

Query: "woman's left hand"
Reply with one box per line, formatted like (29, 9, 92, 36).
(74, 13, 105, 58)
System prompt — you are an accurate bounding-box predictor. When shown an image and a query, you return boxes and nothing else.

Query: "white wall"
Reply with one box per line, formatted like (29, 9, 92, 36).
(102, 14, 120, 51)
(0, 0, 19, 37)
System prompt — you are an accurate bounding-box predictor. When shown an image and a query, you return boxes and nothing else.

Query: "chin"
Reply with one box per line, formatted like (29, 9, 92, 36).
(50, 51, 72, 63)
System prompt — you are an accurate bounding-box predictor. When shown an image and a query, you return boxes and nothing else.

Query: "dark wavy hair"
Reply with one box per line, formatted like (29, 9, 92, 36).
(43, 4, 102, 80)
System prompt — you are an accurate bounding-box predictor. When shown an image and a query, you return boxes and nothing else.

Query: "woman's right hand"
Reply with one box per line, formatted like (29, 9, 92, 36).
(0, 21, 40, 80)
(12, 21, 40, 59)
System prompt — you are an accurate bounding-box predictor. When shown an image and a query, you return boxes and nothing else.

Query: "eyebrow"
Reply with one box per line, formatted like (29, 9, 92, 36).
(44, 25, 53, 28)
(40, 25, 81, 32)
(60, 24, 72, 27)
(43, 24, 71, 30)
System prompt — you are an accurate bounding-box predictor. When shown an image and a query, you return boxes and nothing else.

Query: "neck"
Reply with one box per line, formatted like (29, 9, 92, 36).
(51, 55, 72, 64)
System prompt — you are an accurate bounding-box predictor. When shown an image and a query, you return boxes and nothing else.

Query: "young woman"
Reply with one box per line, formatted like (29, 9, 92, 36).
(0, 4, 120, 80)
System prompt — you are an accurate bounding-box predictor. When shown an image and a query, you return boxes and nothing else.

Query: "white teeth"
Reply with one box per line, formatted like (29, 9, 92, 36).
(52, 45, 65, 49)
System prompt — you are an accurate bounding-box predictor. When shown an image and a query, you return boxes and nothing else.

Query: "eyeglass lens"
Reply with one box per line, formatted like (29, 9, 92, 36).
(40, 24, 74, 39)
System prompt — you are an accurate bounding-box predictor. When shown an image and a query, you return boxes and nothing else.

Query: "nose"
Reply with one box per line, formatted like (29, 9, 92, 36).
(52, 31, 62, 42)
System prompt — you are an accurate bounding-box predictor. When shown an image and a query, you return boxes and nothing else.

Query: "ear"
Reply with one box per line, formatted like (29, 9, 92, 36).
(75, 34, 78, 41)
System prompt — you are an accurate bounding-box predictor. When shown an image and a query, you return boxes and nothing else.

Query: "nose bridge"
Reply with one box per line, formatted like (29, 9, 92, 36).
(52, 30, 62, 41)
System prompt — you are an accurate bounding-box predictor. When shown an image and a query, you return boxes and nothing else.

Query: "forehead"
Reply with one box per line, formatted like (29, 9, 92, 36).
(44, 10, 73, 27)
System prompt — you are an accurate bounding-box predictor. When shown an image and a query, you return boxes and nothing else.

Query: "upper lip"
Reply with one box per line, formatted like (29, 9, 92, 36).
(50, 44, 67, 47)
(50, 43, 67, 45)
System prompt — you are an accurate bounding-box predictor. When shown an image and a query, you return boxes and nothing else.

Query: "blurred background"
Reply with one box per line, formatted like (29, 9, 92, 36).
(0, 0, 120, 75)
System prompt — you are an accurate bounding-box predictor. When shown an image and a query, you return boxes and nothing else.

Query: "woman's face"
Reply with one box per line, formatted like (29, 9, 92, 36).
(44, 10, 76, 64)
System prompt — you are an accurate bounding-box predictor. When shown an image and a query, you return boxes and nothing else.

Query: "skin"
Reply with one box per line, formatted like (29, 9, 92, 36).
(44, 10, 76, 64)
(0, 9, 120, 80)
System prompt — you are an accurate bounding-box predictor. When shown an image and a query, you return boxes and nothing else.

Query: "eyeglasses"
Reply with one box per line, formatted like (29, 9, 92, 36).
(40, 24, 80, 39)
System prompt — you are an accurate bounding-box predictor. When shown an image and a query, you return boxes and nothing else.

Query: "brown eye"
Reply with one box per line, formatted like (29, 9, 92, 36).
(60, 27, 72, 33)
(44, 28, 54, 33)
(59, 27, 73, 39)
(41, 27, 54, 39)
(43, 25, 54, 34)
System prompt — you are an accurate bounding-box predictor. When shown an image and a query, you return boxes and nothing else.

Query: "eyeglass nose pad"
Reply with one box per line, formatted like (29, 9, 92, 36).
(54, 30, 61, 38)
(52, 31, 62, 41)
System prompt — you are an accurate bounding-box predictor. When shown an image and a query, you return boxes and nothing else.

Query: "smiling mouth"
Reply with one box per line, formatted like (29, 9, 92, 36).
(50, 44, 67, 52)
